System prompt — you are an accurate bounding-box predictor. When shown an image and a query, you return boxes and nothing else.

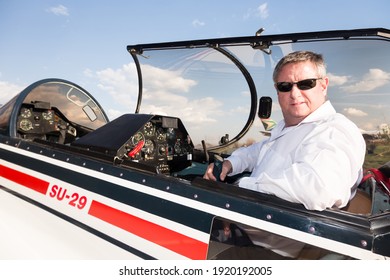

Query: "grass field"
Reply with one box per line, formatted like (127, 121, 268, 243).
(364, 139, 390, 170)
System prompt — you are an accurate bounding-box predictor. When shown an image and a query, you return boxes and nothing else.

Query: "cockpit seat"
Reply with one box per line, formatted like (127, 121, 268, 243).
(344, 163, 390, 215)
(343, 189, 372, 215)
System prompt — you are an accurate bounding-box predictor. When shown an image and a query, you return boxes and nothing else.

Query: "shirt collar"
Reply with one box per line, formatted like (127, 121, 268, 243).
(269, 100, 336, 141)
(300, 100, 336, 124)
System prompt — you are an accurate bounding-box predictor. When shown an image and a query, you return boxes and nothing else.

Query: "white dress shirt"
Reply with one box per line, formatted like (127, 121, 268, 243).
(227, 100, 366, 211)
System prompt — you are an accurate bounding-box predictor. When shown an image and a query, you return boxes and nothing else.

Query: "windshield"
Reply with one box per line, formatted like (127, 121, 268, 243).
(22, 81, 108, 130)
(135, 48, 255, 149)
(129, 30, 390, 170)
(0, 79, 109, 142)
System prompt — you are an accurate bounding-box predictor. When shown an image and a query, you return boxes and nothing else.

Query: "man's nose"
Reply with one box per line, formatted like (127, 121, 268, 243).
(289, 85, 302, 98)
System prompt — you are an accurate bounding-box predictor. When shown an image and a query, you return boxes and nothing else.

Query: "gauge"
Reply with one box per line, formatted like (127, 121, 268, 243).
(42, 110, 54, 120)
(143, 122, 155, 136)
(174, 140, 182, 154)
(167, 145, 174, 156)
(131, 131, 145, 145)
(166, 128, 176, 140)
(19, 119, 33, 131)
(156, 127, 166, 142)
(158, 144, 167, 156)
(142, 139, 155, 155)
(20, 108, 32, 118)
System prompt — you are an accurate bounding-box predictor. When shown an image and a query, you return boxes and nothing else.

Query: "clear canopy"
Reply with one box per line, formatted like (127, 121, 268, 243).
(128, 30, 390, 170)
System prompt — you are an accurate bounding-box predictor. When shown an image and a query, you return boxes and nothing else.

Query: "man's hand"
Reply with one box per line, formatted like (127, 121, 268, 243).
(203, 160, 232, 181)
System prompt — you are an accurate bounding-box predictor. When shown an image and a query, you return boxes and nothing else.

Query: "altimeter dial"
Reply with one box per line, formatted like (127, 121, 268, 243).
(19, 119, 34, 131)
(131, 131, 145, 145)
(20, 108, 32, 118)
(143, 139, 155, 155)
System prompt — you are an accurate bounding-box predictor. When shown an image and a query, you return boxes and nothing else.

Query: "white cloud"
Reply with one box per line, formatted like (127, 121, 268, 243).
(192, 19, 205, 28)
(142, 64, 197, 93)
(106, 108, 123, 121)
(93, 62, 200, 115)
(46, 5, 69, 16)
(341, 68, 390, 93)
(0, 81, 24, 105)
(90, 62, 227, 143)
(343, 107, 368, 117)
(83, 68, 94, 78)
(244, 2, 269, 20)
(138, 65, 222, 127)
(327, 72, 349, 86)
(95, 63, 139, 109)
(257, 3, 269, 19)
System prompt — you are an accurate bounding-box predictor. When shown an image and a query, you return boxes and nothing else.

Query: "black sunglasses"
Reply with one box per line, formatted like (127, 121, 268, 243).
(275, 78, 322, 92)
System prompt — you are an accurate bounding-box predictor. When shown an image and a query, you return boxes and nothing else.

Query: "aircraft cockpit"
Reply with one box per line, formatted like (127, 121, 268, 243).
(17, 102, 78, 144)
(0, 78, 194, 174)
(0, 79, 108, 144)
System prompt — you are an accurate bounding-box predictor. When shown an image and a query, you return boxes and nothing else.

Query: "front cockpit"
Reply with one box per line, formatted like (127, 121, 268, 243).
(0, 79, 108, 144)
(0, 78, 194, 174)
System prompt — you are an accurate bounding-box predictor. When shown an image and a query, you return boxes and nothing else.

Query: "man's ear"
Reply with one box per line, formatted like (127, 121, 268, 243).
(321, 76, 329, 95)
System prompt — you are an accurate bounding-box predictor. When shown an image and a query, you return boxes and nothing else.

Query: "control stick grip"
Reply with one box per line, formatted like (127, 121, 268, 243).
(213, 154, 224, 182)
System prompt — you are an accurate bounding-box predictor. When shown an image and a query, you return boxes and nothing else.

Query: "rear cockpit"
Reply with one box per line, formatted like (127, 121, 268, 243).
(72, 113, 194, 173)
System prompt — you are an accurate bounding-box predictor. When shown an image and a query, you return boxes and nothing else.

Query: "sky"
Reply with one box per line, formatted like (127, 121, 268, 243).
(0, 0, 389, 144)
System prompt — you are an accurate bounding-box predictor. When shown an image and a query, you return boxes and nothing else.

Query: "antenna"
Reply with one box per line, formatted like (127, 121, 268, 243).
(255, 28, 265, 36)
(252, 28, 272, 55)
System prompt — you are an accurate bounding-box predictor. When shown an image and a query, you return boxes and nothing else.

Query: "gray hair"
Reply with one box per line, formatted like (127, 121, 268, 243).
(273, 51, 327, 82)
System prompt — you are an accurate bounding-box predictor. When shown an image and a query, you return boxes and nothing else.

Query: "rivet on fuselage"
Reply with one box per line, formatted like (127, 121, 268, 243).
(100, 167, 104, 171)
(309, 226, 316, 233)
(166, 186, 170, 191)
(83, 162, 86, 166)
(52, 153, 56, 157)
(142, 179, 146, 183)
(225, 203, 230, 208)
(361, 240, 368, 247)
(194, 194, 198, 199)
(266, 214, 272, 220)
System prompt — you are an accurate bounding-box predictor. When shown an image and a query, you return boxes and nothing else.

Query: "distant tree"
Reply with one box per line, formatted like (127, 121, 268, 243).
(367, 143, 376, 155)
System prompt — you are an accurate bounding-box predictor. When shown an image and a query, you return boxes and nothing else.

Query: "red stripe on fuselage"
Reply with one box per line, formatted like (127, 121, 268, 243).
(88, 200, 208, 260)
(0, 164, 49, 194)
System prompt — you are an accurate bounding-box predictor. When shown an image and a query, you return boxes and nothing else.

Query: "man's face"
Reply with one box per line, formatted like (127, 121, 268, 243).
(276, 61, 329, 127)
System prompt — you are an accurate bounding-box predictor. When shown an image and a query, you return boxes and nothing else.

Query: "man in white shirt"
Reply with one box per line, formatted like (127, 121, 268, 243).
(204, 50, 366, 259)
(204, 50, 366, 211)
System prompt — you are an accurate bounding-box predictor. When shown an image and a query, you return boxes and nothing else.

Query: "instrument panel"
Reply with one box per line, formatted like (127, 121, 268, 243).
(72, 114, 193, 174)
(127, 118, 193, 173)
(17, 104, 77, 143)
(129, 121, 192, 158)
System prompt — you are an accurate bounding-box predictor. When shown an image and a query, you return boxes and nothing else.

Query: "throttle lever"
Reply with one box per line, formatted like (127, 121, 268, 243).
(213, 154, 224, 182)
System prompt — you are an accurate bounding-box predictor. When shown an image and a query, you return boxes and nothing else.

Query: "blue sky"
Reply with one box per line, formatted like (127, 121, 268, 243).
(0, 0, 389, 137)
